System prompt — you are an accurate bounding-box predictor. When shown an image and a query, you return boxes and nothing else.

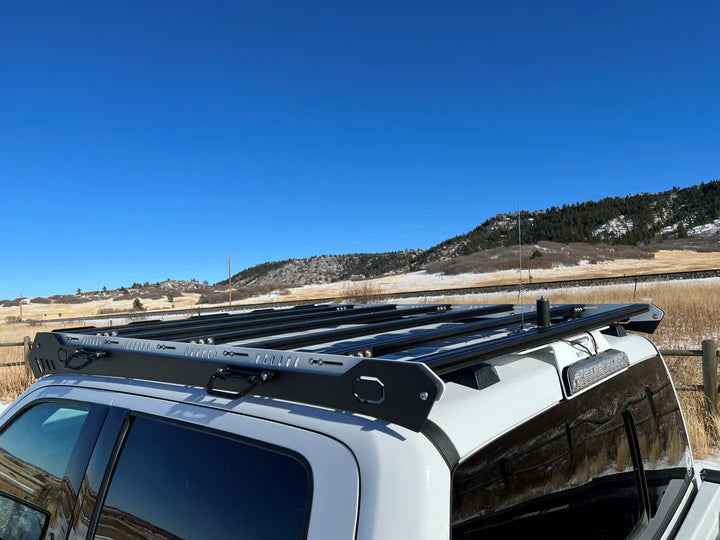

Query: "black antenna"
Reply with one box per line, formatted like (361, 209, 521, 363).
(518, 197, 525, 328)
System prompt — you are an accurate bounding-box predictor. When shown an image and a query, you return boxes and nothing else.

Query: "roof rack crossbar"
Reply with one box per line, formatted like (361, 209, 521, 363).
(184, 304, 448, 345)
(81, 304, 355, 336)
(105, 304, 385, 340)
(325, 304, 582, 357)
(417, 304, 652, 375)
(241, 304, 515, 351)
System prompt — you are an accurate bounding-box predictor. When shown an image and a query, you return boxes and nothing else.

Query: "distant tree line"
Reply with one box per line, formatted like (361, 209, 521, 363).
(416, 181, 720, 264)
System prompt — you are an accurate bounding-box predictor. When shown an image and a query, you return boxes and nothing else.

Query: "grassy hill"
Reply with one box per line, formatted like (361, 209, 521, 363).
(226, 180, 720, 286)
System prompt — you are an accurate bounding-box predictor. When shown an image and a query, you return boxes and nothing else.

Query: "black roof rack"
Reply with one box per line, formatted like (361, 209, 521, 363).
(28, 301, 663, 432)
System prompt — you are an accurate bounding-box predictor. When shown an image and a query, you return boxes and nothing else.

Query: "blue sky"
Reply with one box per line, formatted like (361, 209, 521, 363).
(1, 1, 718, 299)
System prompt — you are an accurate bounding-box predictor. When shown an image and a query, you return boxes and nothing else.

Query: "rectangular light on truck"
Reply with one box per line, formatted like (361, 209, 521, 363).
(564, 349, 630, 395)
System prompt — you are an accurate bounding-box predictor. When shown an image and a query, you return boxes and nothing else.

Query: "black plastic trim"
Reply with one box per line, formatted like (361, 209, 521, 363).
(422, 419, 460, 469)
(700, 468, 720, 484)
(623, 409, 651, 525)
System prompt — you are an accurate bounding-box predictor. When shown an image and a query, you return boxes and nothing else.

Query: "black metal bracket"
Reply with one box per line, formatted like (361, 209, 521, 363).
(30, 331, 443, 432)
(58, 348, 106, 371)
(206, 366, 275, 399)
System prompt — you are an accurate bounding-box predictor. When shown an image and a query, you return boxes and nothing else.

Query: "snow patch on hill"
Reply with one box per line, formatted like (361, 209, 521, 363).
(593, 215, 634, 237)
(688, 219, 720, 237)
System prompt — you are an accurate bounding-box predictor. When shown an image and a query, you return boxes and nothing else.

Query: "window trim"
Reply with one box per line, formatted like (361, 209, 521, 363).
(85, 407, 130, 536)
(89, 410, 315, 540)
(0, 487, 51, 539)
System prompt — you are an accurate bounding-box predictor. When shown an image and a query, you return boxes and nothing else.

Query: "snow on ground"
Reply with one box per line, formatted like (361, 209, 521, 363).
(695, 457, 720, 472)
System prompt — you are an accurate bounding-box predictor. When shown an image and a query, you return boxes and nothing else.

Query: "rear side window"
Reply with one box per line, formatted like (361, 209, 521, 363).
(94, 416, 312, 539)
(626, 357, 692, 524)
(452, 355, 691, 540)
(0, 402, 94, 539)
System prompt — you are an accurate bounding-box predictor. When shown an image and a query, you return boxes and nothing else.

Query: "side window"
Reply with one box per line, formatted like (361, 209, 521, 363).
(451, 356, 691, 540)
(94, 416, 312, 540)
(0, 402, 97, 539)
(626, 358, 691, 524)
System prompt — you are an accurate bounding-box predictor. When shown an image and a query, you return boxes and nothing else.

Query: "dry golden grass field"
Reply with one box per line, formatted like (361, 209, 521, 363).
(1, 277, 719, 456)
(0, 293, 201, 321)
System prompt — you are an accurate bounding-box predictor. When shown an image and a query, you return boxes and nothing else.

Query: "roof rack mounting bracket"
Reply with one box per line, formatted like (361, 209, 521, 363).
(59, 348, 106, 371)
(30, 329, 444, 432)
(206, 366, 275, 399)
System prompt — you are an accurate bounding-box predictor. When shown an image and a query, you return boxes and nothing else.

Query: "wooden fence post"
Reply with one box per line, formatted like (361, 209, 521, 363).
(23, 336, 31, 364)
(702, 339, 718, 414)
(22, 336, 35, 379)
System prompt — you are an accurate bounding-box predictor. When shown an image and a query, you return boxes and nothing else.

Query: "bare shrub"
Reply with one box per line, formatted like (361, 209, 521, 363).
(233, 284, 293, 300)
(50, 294, 93, 304)
(196, 291, 229, 305)
(97, 307, 128, 315)
(112, 291, 165, 302)
(341, 281, 382, 304)
(197, 284, 294, 304)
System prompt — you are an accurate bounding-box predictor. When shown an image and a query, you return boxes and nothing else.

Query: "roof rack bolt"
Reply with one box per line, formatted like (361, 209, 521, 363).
(419, 391, 429, 401)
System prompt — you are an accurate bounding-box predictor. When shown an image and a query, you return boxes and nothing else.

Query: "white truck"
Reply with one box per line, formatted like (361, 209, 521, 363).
(0, 300, 718, 539)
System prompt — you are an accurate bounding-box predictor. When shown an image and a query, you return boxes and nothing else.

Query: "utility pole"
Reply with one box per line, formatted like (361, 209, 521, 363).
(19, 289, 22, 322)
(228, 253, 232, 306)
